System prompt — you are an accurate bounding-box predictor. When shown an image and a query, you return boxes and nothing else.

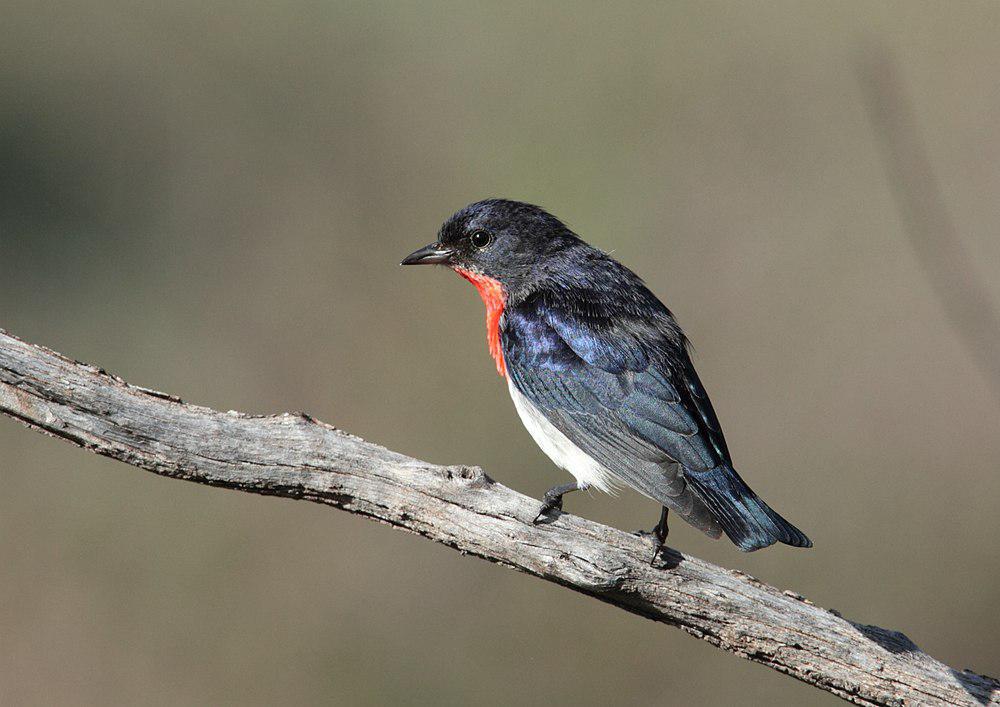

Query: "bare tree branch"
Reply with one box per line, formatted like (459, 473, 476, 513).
(0, 328, 996, 706)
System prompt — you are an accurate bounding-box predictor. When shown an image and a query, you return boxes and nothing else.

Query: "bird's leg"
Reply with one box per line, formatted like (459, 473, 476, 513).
(533, 482, 588, 524)
(649, 507, 669, 566)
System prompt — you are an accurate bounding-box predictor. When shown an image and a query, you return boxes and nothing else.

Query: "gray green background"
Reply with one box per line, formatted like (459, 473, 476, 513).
(2, 2, 999, 705)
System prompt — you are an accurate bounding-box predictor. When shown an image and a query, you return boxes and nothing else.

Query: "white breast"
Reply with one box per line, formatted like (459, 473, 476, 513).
(507, 378, 618, 494)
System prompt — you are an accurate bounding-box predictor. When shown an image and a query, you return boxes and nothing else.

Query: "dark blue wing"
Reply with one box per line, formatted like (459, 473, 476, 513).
(502, 293, 811, 551)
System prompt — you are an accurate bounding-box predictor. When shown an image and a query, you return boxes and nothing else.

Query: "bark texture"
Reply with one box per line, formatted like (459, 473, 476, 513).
(1, 329, 997, 706)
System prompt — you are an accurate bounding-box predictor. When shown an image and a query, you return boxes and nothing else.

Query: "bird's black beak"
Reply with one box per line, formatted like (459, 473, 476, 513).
(400, 242, 455, 266)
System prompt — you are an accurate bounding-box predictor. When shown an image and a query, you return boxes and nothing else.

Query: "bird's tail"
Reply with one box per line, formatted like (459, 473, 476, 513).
(685, 465, 812, 552)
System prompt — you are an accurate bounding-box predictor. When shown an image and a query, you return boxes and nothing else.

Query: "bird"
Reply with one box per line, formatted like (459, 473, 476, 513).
(402, 199, 811, 559)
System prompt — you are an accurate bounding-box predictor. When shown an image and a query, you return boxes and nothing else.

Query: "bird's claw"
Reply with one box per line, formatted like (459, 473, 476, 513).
(628, 528, 666, 565)
(646, 508, 670, 566)
(532, 497, 563, 524)
(648, 540, 665, 566)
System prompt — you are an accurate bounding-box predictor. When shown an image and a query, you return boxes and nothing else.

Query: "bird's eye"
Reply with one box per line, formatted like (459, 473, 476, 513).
(469, 230, 494, 249)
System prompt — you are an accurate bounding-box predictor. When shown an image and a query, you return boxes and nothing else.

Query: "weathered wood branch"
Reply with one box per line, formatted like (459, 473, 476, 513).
(0, 329, 996, 706)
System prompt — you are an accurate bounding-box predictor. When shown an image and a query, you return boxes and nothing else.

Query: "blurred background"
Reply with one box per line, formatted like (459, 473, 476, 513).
(2, 1, 999, 704)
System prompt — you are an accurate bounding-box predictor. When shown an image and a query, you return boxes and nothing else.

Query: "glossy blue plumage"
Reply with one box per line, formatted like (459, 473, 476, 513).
(501, 246, 811, 551)
(407, 198, 811, 552)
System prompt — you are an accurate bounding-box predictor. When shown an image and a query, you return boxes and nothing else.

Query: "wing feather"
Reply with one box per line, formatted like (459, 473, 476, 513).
(503, 300, 724, 534)
(502, 292, 811, 551)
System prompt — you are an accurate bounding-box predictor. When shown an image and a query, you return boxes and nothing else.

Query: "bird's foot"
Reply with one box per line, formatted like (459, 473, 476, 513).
(647, 507, 669, 567)
(532, 482, 584, 524)
(532, 494, 564, 524)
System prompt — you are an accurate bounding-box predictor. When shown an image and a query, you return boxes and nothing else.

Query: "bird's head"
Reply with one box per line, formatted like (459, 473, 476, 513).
(401, 199, 577, 295)
(402, 199, 581, 377)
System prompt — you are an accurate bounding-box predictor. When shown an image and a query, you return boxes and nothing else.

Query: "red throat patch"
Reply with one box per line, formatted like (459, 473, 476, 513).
(452, 267, 507, 378)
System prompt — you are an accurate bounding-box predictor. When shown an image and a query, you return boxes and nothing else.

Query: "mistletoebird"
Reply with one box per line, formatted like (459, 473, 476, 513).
(402, 199, 811, 558)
